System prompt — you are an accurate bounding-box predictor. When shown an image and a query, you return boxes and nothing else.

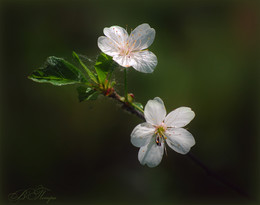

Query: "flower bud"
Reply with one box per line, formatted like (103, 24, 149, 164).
(127, 93, 134, 103)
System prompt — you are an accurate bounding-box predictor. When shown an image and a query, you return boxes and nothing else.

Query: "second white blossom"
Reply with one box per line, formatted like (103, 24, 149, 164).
(131, 97, 195, 167)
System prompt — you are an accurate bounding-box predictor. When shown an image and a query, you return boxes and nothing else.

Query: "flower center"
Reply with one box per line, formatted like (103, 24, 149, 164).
(156, 126, 165, 136)
(154, 123, 167, 146)
(155, 122, 166, 135)
(120, 40, 138, 57)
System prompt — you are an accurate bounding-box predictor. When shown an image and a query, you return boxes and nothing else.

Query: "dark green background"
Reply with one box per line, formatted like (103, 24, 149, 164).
(0, 0, 259, 204)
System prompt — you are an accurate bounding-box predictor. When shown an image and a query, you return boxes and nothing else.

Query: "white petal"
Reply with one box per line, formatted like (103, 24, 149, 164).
(103, 25, 128, 46)
(131, 23, 151, 34)
(165, 107, 195, 128)
(97, 36, 120, 56)
(165, 128, 195, 154)
(129, 23, 155, 50)
(112, 55, 133, 67)
(144, 97, 166, 126)
(131, 50, 157, 73)
(131, 122, 155, 147)
(138, 140, 164, 168)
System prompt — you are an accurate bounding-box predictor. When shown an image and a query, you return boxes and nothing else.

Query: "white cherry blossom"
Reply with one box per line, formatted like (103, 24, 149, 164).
(131, 97, 195, 167)
(98, 23, 157, 73)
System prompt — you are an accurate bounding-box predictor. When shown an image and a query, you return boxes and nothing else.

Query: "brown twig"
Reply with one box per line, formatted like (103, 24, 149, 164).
(187, 152, 251, 199)
(108, 91, 145, 121)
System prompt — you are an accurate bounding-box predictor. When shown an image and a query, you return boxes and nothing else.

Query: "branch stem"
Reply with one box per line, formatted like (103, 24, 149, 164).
(187, 152, 250, 199)
(108, 90, 145, 120)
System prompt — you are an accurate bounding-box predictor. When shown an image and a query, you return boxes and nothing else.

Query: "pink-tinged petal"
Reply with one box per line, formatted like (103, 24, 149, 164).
(144, 97, 166, 126)
(129, 23, 155, 50)
(138, 140, 164, 168)
(131, 122, 155, 148)
(103, 25, 128, 46)
(97, 36, 120, 56)
(131, 50, 157, 73)
(165, 107, 195, 128)
(165, 128, 195, 154)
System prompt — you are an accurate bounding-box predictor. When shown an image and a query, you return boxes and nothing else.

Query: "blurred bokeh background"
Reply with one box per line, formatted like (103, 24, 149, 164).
(0, 0, 259, 204)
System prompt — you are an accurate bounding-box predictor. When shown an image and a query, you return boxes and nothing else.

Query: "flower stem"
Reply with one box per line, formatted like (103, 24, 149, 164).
(131, 103, 144, 113)
(124, 69, 128, 102)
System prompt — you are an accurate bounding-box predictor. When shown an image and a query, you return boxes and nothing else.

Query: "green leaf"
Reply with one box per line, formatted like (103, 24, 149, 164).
(77, 86, 100, 102)
(28, 56, 87, 86)
(94, 52, 117, 83)
(72, 51, 98, 84)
